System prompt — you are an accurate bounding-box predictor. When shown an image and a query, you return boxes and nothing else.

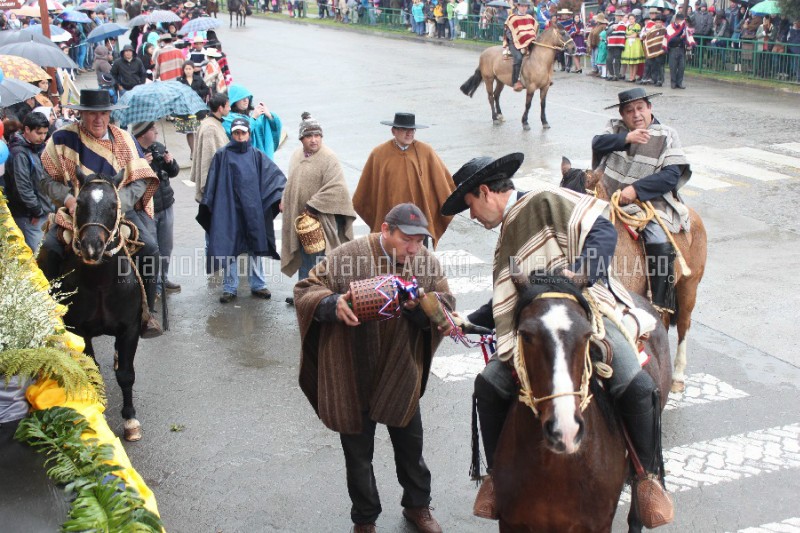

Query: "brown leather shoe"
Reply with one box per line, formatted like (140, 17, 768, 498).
(140, 316, 163, 339)
(473, 474, 498, 520)
(513, 81, 524, 91)
(402, 506, 442, 533)
(352, 523, 376, 533)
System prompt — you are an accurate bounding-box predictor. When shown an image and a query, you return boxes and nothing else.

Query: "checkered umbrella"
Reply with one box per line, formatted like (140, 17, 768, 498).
(177, 16, 222, 35)
(111, 81, 208, 127)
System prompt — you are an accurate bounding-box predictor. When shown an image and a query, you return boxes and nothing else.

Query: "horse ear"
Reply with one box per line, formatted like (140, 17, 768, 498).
(509, 257, 531, 293)
(110, 168, 126, 189)
(561, 156, 572, 176)
(75, 167, 89, 187)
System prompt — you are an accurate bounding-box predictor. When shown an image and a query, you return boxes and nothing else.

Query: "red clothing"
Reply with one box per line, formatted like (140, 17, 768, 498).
(153, 45, 184, 81)
(608, 22, 627, 47)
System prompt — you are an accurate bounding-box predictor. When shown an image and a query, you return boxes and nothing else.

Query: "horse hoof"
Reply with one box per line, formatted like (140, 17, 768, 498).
(497, 114, 505, 122)
(124, 419, 142, 442)
(523, 124, 531, 131)
(493, 120, 501, 126)
(542, 123, 551, 129)
(670, 380, 686, 394)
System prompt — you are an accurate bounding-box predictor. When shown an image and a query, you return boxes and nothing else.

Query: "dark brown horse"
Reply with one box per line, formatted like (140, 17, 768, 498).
(560, 159, 707, 393)
(493, 271, 671, 532)
(460, 26, 576, 130)
(206, 0, 219, 17)
(228, 0, 247, 27)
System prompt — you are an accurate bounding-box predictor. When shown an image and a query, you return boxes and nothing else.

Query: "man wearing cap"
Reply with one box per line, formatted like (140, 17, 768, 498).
(38, 89, 163, 338)
(199, 117, 286, 303)
(502, 0, 538, 91)
(294, 202, 453, 533)
(441, 153, 673, 524)
(111, 44, 147, 96)
(152, 33, 184, 81)
(592, 88, 692, 313)
(190, 93, 231, 203)
(353, 113, 455, 249)
(132, 121, 182, 295)
(280, 112, 357, 289)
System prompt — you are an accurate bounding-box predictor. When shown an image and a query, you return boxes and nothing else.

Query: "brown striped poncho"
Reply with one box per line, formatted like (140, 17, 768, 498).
(491, 182, 632, 363)
(295, 233, 454, 434)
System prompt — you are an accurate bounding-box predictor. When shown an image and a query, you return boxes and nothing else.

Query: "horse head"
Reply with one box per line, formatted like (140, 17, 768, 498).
(539, 26, 577, 55)
(511, 261, 593, 454)
(559, 157, 602, 195)
(73, 168, 125, 264)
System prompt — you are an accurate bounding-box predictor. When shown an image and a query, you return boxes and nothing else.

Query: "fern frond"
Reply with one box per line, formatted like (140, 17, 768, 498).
(0, 347, 104, 402)
(62, 477, 163, 533)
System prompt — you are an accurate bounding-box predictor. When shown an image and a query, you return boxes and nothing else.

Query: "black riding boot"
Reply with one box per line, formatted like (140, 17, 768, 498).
(137, 251, 163, 338)
(619, 371, 673, 529)
(511, 61, 521, 86)
(645, 242, 676, 313)
(472, 374, 511, 520)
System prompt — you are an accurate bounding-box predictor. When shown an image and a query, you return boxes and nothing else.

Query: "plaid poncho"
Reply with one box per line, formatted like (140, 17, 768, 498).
(492, 182, 632, 363)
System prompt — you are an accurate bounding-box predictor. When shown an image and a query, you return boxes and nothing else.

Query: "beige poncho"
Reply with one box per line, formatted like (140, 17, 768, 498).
(280, 145, 357, 277)
(189, 116, 229, 203)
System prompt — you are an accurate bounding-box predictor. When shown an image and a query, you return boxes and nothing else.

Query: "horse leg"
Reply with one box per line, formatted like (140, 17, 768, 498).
(521, 89, 533, 131)
(494, 83, 505, 122)
(540, 85, 550, 129)
(115, 327, 141, 441)
(671, 279, 698, 393)
(627, 503, 644, 533)
(484, 78, 500, 125)
(230, 9, 233, 27)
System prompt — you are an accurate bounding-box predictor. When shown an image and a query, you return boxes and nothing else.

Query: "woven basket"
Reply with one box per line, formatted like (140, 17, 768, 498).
(350, 276, 401, 322)
(295, 213, 326, 254)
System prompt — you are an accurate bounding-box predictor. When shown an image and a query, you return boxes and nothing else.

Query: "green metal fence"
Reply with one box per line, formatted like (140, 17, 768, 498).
(688, 36, 800, 84)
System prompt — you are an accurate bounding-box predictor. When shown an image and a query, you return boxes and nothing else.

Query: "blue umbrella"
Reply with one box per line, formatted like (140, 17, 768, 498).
(21, 24, 67, 36)
(177, 17, 222, 35)
(59, 10, 93, 22)
(111, 81, 208, 127)
(86, 22, 128, 43)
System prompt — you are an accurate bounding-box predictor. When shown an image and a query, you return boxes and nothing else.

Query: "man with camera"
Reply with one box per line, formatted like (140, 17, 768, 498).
(133, 121, 182, 296)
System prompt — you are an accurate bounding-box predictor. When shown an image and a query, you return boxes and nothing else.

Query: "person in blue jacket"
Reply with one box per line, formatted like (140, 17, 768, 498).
(222, 84, 283, 161)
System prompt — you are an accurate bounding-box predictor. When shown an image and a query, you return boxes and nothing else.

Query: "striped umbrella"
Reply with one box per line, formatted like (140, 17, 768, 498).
(642, 0, 675, 9)
(111, 81, 208, 127)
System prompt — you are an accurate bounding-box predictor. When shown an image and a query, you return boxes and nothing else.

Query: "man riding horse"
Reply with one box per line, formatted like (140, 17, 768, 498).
(441, 154, 673, 525)
(591, 87, 693, 315)
(503, 0, 538, 92)
(38, 89, 162, 338)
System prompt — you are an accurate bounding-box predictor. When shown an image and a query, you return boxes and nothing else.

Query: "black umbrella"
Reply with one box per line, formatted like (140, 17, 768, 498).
(0, 77, 42, 107)
(0, 42, 79, 69)
(486, 0, 511, 7)
(0, 31, 57, 47)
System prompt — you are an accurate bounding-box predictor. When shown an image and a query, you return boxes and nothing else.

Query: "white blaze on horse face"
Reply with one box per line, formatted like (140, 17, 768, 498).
(90, 189, 104, 204)
(541, 304, 582, 454)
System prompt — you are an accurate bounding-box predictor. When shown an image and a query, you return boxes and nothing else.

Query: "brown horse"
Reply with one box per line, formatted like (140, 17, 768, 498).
(460, 26, 576, 130)
(560, 159, 707, 393)
(228, 0, 247, 27)
(493, 270, 671, 532)
(206, 0, 219, 17)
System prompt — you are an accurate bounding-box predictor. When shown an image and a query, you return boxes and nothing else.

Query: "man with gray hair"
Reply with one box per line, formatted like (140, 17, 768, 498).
(280, 112, 357, 300)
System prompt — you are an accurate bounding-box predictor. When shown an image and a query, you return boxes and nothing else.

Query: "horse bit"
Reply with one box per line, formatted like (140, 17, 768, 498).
(514, 292, 594, 418)
(72, 179, 125, 257)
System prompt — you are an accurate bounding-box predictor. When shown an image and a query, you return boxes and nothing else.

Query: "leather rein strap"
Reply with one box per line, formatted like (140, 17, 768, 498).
(515, 292, 593, 418)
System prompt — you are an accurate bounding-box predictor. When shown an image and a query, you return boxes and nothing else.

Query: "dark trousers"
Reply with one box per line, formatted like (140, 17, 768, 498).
(669, 46, 686, 87)
(339, 407, 432, 525)
(607, 47, 623, 78)
(648, 55, 666, 84)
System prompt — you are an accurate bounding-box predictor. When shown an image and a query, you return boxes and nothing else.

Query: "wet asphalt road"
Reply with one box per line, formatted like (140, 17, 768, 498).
(81, 15, 800, 533)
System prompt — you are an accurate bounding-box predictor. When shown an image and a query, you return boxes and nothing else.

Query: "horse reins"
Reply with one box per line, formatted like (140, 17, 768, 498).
(72, 179, 125, 257)
(532, 29, 574, 51)
(514, 292, 593, 418)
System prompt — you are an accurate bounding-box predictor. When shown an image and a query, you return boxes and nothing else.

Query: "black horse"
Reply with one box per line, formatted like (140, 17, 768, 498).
(37, 169, 145, 442)
(228, 0, 248, 27)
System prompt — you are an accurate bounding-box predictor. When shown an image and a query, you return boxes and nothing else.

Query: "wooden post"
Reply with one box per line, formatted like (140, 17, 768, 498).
(38, 0, 60, 105)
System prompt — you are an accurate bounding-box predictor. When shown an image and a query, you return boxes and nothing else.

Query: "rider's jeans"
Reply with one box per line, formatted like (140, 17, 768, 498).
(642, 220, 668, 244)
(222, 254, 268, 294)
(13, 216, 46, 253)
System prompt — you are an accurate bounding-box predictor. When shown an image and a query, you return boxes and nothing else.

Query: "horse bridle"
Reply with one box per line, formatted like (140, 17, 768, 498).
(72, 179, 125, 258)
(514, 292, 594, 418)
(533, 28, 575, 51)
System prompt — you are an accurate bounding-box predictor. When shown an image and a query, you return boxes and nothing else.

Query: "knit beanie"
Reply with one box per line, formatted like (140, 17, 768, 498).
(298, 112, 323, 139)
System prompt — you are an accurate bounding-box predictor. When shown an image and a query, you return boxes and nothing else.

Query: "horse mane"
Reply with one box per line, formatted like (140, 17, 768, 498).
(514, 273, 592, 325)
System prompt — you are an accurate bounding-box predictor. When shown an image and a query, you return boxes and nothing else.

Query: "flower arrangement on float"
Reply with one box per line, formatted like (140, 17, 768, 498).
(0, 189, 163, 531)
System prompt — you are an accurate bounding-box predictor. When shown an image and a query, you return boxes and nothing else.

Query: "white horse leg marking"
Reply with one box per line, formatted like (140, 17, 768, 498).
(541, 305, 582, 453)
(673, 338, 688, 383)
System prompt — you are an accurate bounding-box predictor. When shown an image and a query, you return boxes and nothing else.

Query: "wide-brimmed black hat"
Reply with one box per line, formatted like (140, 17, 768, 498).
(65, 89, 128, 111)
(380, 112, 428, 129)
(604, 87, 662, 110)
(441, 153, 524, 216)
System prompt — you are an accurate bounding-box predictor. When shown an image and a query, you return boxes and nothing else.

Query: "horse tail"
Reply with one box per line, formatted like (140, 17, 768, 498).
(461, 68, 483, 98)
(469, 392, 483, 481)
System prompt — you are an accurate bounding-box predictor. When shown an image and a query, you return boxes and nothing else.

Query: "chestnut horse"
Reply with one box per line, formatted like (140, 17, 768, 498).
(460, 26, 576, 130)
(206, 0, 219, 17)
(228, 0, 248, 27)
(493, 271, 671, 532)
(560, 159, 707, 393)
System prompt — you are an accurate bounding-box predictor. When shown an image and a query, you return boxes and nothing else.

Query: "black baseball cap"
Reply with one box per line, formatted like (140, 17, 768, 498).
(384, 203, 432, 238)
(230, 117, 250, 133)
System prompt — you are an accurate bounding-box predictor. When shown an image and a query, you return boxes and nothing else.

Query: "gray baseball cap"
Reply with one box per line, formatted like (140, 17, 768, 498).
(384, 203, 432, 238)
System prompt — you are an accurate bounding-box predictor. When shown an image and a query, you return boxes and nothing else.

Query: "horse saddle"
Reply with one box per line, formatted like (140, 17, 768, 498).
(46, 208, 143, 256)
(590, 304, 657, 371)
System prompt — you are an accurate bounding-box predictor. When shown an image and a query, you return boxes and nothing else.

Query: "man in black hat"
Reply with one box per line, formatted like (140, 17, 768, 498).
(294, 202, 453, 533)
(439, 154, 670, 522)
(352, 113, 455, 249)
(38, 88, 163, 337)
(592, 87, 692, 314)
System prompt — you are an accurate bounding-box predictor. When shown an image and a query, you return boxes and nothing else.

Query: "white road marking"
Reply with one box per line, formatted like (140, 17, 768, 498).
(684, 172, 735, 190)
(685, 147, 790, 182)
(665, 373, 749, 411)
(181, 179, 194, 188)
(733, 517, 800, 533)
(734, 147, 800, 171)
(447, 276, 493, 295)
(770, 142, 800, 156)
